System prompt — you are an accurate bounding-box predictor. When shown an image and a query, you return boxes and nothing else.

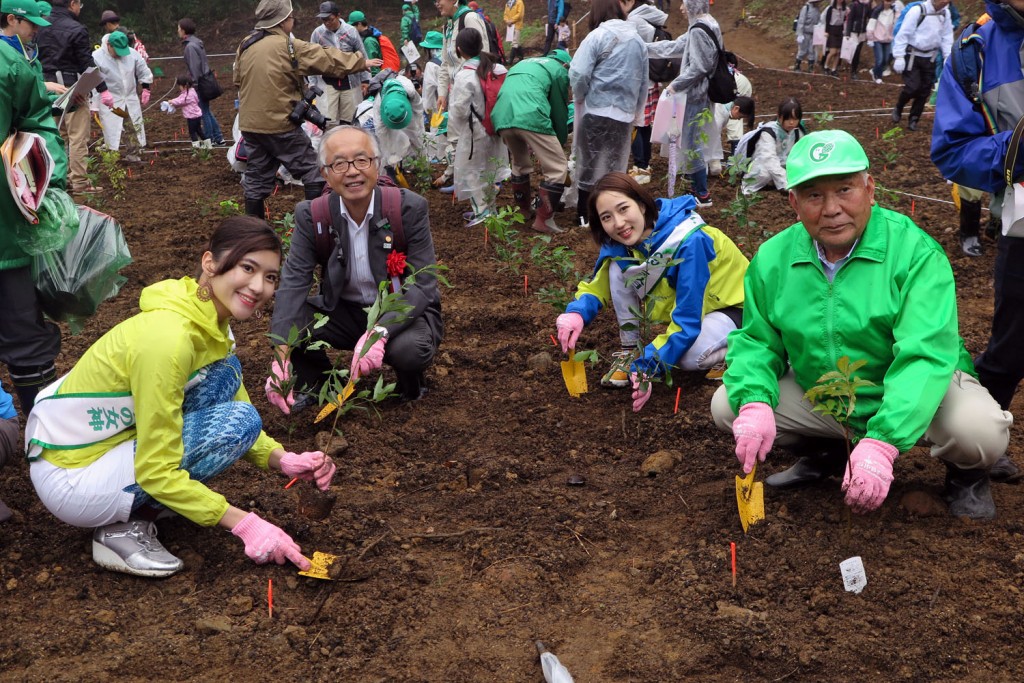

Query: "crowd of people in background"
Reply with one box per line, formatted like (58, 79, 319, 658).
(2, 0, 1024, 588)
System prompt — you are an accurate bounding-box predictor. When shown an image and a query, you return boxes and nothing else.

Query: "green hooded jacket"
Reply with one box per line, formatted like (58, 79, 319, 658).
(0, 40, 69, 270)
(723, 205, 975, 452)
(489, 56, 570, 144)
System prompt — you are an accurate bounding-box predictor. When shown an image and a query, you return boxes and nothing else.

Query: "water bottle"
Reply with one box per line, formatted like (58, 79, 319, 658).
(536, 642, 574, 683)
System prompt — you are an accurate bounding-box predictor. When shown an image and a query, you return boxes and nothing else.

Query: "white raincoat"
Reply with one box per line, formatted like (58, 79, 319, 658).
(372, 75, 426, 167)
(92, 44, 153, 150)
(741, 121, 803, 195)
(449, 58, 511, 215)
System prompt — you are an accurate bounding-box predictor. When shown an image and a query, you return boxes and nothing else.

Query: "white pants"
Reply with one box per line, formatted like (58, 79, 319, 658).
(30, 439, 137, 528)
(98, 94, 146, 150)
(615, 309, 736, 371)
(711, 370, 1012, 469)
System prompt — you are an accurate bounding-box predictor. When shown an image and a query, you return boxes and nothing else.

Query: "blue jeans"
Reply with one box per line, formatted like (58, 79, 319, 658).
(199, 96, 224, 143)
(687, 166, 709, 198)
(872, 42, 893, 80)
(124, 355, 261, 510)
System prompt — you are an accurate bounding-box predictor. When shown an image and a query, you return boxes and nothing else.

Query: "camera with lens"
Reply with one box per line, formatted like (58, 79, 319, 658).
(288, 84, 327, 130)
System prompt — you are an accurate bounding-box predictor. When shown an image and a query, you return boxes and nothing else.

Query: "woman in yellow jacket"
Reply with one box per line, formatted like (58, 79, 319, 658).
(26, 217, 334, 578)
(503, 0, 525, 62)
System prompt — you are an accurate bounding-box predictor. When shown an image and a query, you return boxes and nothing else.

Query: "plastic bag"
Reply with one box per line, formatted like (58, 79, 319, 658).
(14, 187, 80, 255)
(32, 206, 132, 334)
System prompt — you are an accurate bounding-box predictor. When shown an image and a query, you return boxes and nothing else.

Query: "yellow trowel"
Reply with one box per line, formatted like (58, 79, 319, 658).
(735, 461, 765, 533)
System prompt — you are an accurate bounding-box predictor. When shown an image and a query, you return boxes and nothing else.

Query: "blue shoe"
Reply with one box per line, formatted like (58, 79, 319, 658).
(439, 184, 455, 194)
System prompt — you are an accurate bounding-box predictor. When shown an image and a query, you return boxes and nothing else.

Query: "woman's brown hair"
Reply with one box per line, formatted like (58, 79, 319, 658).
(589, 0, 626, 30)
(200, 215, 282, 278)
(586, 171, 659, 245)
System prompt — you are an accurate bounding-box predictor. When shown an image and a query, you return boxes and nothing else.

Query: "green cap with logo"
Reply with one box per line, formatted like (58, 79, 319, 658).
(348, 10, 366, 23)
(786, 129, 870, 190)
(1, 0, 51, 26)
(380, 80, 412, 130)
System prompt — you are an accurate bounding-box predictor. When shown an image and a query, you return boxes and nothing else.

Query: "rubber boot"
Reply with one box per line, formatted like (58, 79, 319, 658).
(9, 362, 57, 415)
(577, 188, 591, 228)
(510, 174, 532, 218)
(532, 182, 564, 234)
(244, 197, 266, 218)
(765, 437, 848, 489)
(959, 199, 982, 257)
(396, 370, 427, 402)
(793, 58, 802, 72)
(304, 181, 326, 200)
(943, 463, 996, 520)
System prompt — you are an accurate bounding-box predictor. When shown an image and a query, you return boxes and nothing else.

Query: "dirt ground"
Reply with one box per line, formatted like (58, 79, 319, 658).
(2, 1, 1023, 681)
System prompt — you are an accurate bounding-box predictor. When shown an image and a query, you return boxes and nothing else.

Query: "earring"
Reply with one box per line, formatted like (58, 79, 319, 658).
(254, 308, 264, 320)
(196, 281, 213, 302)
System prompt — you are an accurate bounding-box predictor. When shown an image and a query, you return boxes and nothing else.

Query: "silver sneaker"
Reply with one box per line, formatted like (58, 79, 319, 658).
(92, 521, 184, 577)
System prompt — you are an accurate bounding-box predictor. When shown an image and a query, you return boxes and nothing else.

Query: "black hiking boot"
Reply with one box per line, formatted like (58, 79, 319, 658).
(943, 464, 996, 520)
(990, 455, 1022, 483)
(765, 438, 848, 489)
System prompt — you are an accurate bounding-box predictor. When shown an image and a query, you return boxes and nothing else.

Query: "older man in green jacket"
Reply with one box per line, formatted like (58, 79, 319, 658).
(0, 8, 68, 415)
(491, 49, 571, 235)
(711, 130, 1012, 520)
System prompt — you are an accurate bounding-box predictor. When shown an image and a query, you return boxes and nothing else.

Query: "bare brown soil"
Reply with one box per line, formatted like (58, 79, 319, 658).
(2, 2, 1023, 681)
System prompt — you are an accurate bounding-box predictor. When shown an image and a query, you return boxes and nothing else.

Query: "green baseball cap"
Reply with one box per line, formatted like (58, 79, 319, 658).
(786, 129, 870, 190)
(348, 10, 366, 23)
(1, 0, 51, 26)
(380, 80, 412, 130)
(419, 30, 443, 49)
(108, 30, 131, 56)
(38, 1, 51, 18)
(548, 49, 571, 65)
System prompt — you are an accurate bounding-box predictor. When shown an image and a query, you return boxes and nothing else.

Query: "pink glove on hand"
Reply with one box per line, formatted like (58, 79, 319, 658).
(100, 90, 114, 108)
(842, 438, 898, 514)
(732, 402, 776, 473)
(280, 451, 336, 491)
(231, 512, 310, 570)
(264, 358, 295, 415)
(140, 89, 151, 106)
(630, 372, 653, 413)
(350, 330, 386, 381)
(555, 312, 584, 354)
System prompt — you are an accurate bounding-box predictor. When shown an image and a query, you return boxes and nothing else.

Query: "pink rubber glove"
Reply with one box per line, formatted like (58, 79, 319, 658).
(732, 402, 776, 473)
(264, 358, 295, 415)
(280, 451, 336, 491)
(350, 330, 386, 381)
(231, 512, 310, 570)
(140, 89, 151, 106)
(100, 90, 114, 108)
(555, 312, 584, 354)
(630, 372, 653, 413)
(842, 438, 898, 514)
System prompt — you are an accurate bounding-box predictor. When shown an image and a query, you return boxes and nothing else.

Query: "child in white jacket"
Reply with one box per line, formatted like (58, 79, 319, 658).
(741, 98, 806, 196)
(448, 28, 510, 225)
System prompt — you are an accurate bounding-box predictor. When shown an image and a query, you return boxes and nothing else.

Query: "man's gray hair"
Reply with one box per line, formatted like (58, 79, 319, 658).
(318, 125, 382, 171)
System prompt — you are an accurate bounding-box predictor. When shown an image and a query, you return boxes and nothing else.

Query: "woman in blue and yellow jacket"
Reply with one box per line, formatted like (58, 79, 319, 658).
(555, 172, 748, 412)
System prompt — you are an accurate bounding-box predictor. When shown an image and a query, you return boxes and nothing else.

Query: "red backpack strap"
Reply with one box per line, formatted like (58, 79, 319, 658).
(311, 194, 335, 269)
(379, 185, 405, 252)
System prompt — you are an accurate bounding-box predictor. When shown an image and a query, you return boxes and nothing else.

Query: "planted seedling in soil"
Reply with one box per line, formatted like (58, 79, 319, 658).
(803, 355, 876, 538)
(812, 110, 836, 127)
(484, 207, 527, 275)
(530, 235, 581, 311)
(881, 126, 903, 171)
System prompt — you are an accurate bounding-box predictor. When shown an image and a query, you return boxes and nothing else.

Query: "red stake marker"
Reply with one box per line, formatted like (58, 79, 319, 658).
(550, 334, 558, 347)
(730, 542, 737, 587)
(673, 387, 681, 414)
(268, 579, 273, 619)
(875, 127, 879, 139)
(524, 275, 528, 295)
(911, 199, 916, 215)
(284, 477, 299, 489)
(484, 227, 489, 246)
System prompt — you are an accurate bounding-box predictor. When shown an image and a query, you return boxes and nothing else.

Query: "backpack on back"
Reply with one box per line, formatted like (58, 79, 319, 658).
(458, 12, 506, 64)
(893, 1, 926, 36)
(733, 125, 777, 167)
(949, 15, 993, 132)
(690, 23, 738, 105)
(647, 22, 682, 84)
(466, 64, 506, 136)
(378, 34, 402, 72)
(408, 16, 424, 44)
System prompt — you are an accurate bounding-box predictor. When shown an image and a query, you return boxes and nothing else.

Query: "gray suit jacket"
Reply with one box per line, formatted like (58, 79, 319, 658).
(271, 187, 442, 342)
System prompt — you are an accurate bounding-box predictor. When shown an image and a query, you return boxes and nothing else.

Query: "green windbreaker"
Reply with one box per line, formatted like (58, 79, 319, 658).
(723, 205, 974, 452)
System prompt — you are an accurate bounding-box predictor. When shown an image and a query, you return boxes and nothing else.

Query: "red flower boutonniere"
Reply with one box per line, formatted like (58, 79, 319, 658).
(386, 251, 407, 293)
